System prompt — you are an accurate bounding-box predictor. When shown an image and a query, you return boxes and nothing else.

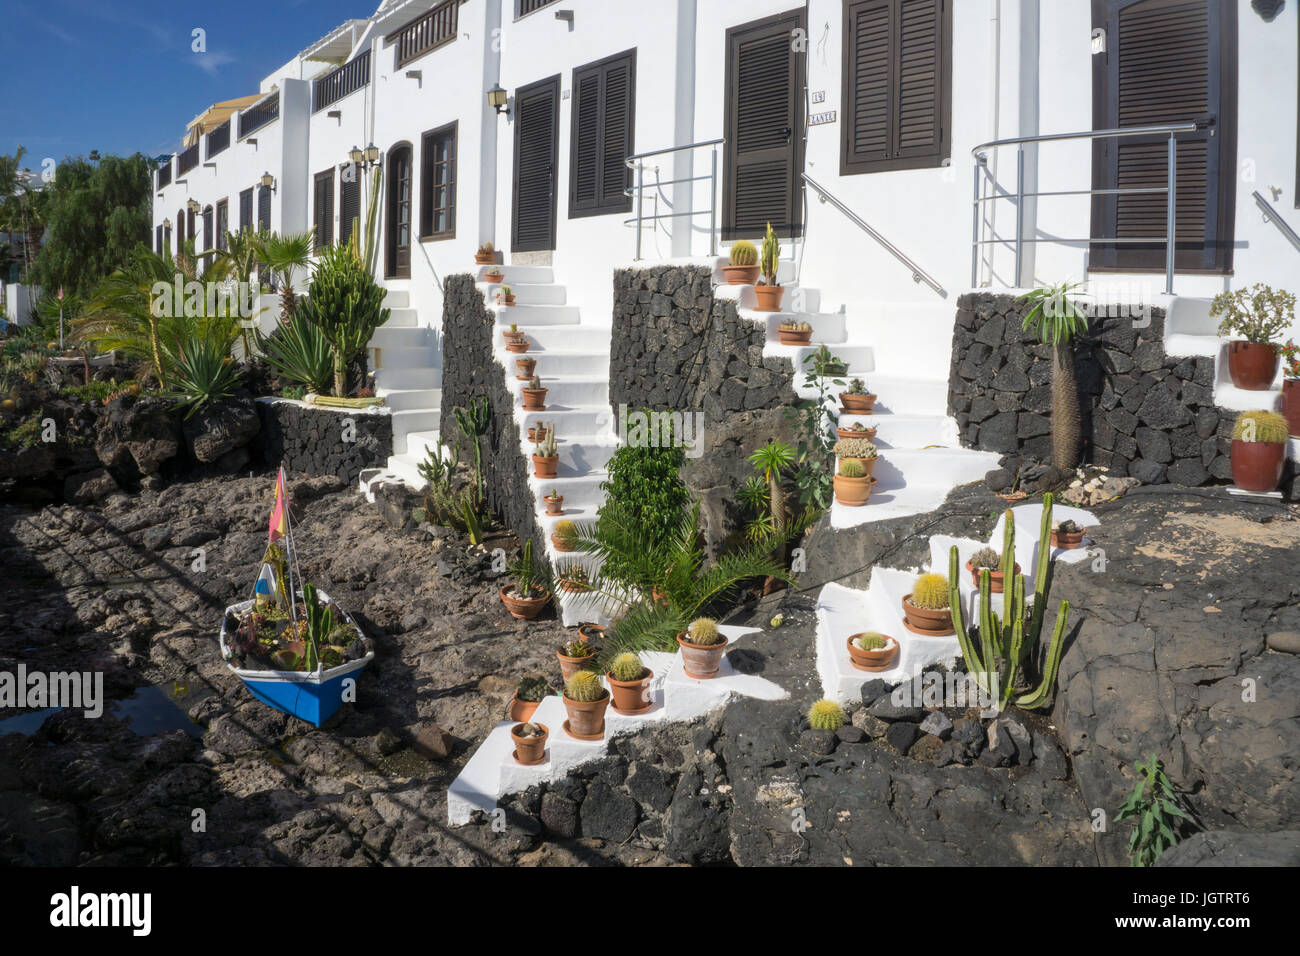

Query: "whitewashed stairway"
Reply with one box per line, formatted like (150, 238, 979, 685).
(712, 257, 999, 526)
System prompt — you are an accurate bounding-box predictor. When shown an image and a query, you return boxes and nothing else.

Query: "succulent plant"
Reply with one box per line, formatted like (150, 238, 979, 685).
(1232, 409, 1289, 443)
(839, 459, 866, 479)
(515, 721, 543, 737)
(478, 241, 495, 254)
(534, 428, 557, 458)
(730, 240, 758, 267)
(554, 519, 577, 543)
(565, 670, 606, 702)
(969, 546, 1002, 569)
(760, 222, 781, 284)
(686, 617, 723, 646)
(561, 637, 592, 659)
(609, 652, 647, 682)
(1055, 519, 1081, 534)
(807, 699, 846, 731)
(845, 378, 869, 395)
(560, 564, 590, 590)
(910, 572, 951, 610)
(833, 437, 878, 460)
(856, 633, 889, 651)
(509, 323, 519, 333)
(780, 320, 812, 331)
(516, 675, 553, 702)
(500, 284, 512, 296)
(527, 375, 542, 390)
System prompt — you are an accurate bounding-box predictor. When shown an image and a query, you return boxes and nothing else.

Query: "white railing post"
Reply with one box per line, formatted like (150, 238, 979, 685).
(709, 147, 718, 258)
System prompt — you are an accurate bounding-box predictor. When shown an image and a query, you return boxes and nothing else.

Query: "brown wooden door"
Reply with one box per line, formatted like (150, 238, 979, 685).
(387, 145, 412, 278)
(513, 75, 561, 253)
(723, 8, 806, 241)
(1090, 0, 1236, 273)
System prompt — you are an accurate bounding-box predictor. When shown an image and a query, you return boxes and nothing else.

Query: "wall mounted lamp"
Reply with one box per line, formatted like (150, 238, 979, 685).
(488, 84, 510, 117)
(260, 171, 276, 192)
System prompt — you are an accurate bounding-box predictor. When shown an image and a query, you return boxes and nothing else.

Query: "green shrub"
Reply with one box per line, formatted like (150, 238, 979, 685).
(296, 243, 390, 396)
(255, 308, 333, 394)
(163, 333, 243, 416)
(1211, 284, 1294, 344)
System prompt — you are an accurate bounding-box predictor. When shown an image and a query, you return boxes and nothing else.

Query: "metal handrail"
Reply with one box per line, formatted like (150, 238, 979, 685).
(802, 173, 946, 298)
(624, 139, 724, 260)
(1252, 190, 1300, 256)
(971, 122, 1199, 294)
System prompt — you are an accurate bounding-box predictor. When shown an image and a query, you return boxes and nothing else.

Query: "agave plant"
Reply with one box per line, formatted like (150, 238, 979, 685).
(254, 308, 333, 394)
(162, 332, 244, 416)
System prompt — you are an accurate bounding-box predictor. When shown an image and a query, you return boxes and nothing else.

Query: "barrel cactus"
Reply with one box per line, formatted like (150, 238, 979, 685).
(910, 572, 951, 610)
(609, 652, 647, 682)
(565, 670, 605, 702)
(855, 633, 888, 650)
(807, 698, 846, 731)
(686, 617, 723, 646)
(553, 519, 577, 546)
(839, 459, 866, 478)
(1233, 409, 1289, 443)
(730, 240, 758, 266)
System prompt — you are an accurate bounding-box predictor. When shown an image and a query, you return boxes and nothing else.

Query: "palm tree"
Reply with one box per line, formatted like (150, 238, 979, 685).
(747, 439, 796, 531)
(256, 231, 314, 322)
(1018, 281, 1091, 470)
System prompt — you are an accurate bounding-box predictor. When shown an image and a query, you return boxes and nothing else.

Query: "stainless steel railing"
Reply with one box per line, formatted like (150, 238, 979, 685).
(1252, 190, 1300, 256)
(625, 139, 723, 260)
(970, 122, 1199, 294)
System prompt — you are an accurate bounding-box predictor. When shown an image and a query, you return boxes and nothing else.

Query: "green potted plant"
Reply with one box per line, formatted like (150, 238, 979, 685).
(551, 518, 578, 553)
(778, 319, 812, 345)
(499, 539, 552, 620)
(515, 356, 536, 380)
(839, 378, 877, 414)
(532, 428, 558, 478)
(901, 572, 954, 636)
(722, 239, 761, 285)
(521, 374, 547, 411)
(846, 632, 898, 672)
(1050, 519, 1085, 550)
(496, 284, 516, 307)
(833, 437, 878, 477)
(753, 223, 784, 312)
(504, 323, 529, 353)
(832, 458, 876, 507)
(561, 670, 609, 740)
(1230, 409, 1289, 492)
(544, 487, 564, 515)
(676, 616, 729, 679)
(527, 422, 550, 444)
(511, 721, 548, 765)
(835, 420, 877, 441)
(474, 241, 496, 266)
(483, 266, 505, 284)
(1281, 340, 1300, 438)
(557, 635, 596, 682)
(606, 652, 654, 714)
(1212, 284, 1292, 390)
(509, 675, 554, 722)
(964, 545, 1019, 594)
(558, 563, 590, 593)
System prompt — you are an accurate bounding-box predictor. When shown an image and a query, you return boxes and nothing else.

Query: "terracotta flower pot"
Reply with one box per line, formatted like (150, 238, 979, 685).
(846, 634, 899, 672)
(1226, 341, 1280, 390)
(607, 667, 654, 714)
(505, 337, 530, 354)
(474, 252, 496, 265)
(527, 425, 549, 443)
(754, 285, 785, 312)
(676, 632, 729, 679)
(721, 264, 761, 285)
(511, 723, 548, 764)
(833, 473, 877, 507)
(562, 692, 609, 739)
(1284, 378, 1300, 438)
(579, 623, 606, 644)
(840, 392, 877, 414)
(557, 648, 596, 683)
(500, 585, 550, 620)
(521, 387, 547, 410)
(501, 295, 517, 306)
(484, 270, 505, 284)
(533, 454, 558, 479)
(544, 495, 563, 515)
(550, 531, 575, 553)
(1050, 528, 1085, 550)
(1231, 438, 1286, 492)
(835, 426, 877, 441)
(901, 595, 955, 636)
(965, 560, 1021, 594)
(778, 328, 812, 345)
(508, 694, 540, 723)
(515, 358, 536, 379)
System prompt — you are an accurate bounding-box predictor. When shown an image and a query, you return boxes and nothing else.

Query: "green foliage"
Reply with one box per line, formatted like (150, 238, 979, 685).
(254, 307, 333, 394)
(845, 378, 869, 395)
(256, 231, 314, 321)
(910, 573, 951, 610)
(807, 699, 845, 731)
(686, 617, 722, 645)
(760, 222, 780, 284)
(61, 378, 119, 404)
(855, 633, 887, 651)
(782, 349, 842, 512)
(564, 670, 605, 702)
(1018, 281, 1090, 347)
(969, 546, 1001, 569)
(729, 240, 758, 266)
(948, 495, 1072, 711)
(1115, 754, 1188, 867)
(596, 421, 690, 581)
(452, 396, 491, 509)
(297, 243, 390, 396)
(162, 333, 243, 416)
(2, 414, 45, 451)
(301, 583, 334, 673)
(1232, 409, 1289, 443)
(748, 439, 796, 532)
(608, 652, 646, 682)
(507, 539, 551, 600)
(418, 440, 486, 545)
(1211, 283, 1294, 344)
(562, 637, 592, 659)
(516, 675, 553, 702)
(833, 438, 877, 460)
(838, 459, 865, 478)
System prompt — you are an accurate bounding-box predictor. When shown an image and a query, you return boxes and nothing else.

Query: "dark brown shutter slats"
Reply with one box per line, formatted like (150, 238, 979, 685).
(570, 50, 635, 217)
(850, 0, 891, 163)
(513, 76, 559, 252)
(239, 188, 253, 232)
(257, 186, 271, 232)
(339, 165, 361, 247)
(572, 72, 601, 208)
(314, 170, 335, 250)
(600, 59, 633, 207)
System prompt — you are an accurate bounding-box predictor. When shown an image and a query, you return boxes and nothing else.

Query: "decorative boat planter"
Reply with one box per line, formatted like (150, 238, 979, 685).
(500, 584, 550, 620)
(511, 723, 548, 765)
(846, 634, 899, 672)
(778, 326, 812, 345)
(562, 689, 610, 740)
(1226, 341, 1280, 390)
(832, 472, 877, 506)
(532, 454, 559, 479)
(521, 387, 548, 411)
(754, 285, 786, 312)
(965, 560, 1021, 593)
(900, 595, 955, 637)
(835, 426, 877, 441)
(722, 264, 761, 285)
(515, 358, 536, 380)
(676, 631, 729, 679)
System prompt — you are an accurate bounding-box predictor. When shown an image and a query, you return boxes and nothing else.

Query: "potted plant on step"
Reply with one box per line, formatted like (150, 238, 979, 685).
(521, 375, 547, 411)
(544, 488, 564, 515)
(901, 572, 955, 636)
(504, 324, 529, 353)
(835, 421, 878, 441)
(965, 546, 1020, 593)
(551, 519, 578, 553)
(753, 223, 785, 312)
(558, 563, 590, 593)
(496, 284, 517, 307)
(722, 240, 761, 285)
(833, 458, 877, 506)
(532, 428, 559, 478)
(846, 632, 899, 672)
(515, 356, 536, 380)
(484, 266, 505, 284)
(778, 320, 813, 345)
(1050, 519, 1086, 550)
(511, 721, 548, 765)
(833, 437, 878, 477)
(1212, 284, 1292, 390)
(1281, 340, 1300, 437)
(839, 378, 877, 414)
(557, 636, 596, 682)
(509, 675, 553, 722)
(561, 670, 610, 740)
(499, 539, 552, 620)
(1230, 409, 1289, 492)
(474, 241, 496, 266)
(606, 652, 654, 714)
(676, 616, 729, 679)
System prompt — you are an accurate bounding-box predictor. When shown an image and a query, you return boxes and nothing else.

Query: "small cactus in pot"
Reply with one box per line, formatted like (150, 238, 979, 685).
(521, 374, 547, 411)
(833, 456, 876, 507)
(839, 378, 877, 414)
(846, 631, 899, 672)
(515, 356, 536, 380)
(511, 720, 549, 764)
(606, 651, 654, 714)
(754, 223, 785, 312)
(556, 635, 595, 683)
(778, 319, 812, 345)
(561, 670, 610, 740)
(532, 427, 558, 478)
(1230, 409, 1290, 492)
(544, 487, 563, 515)
(902, 571, 955, 636)
(965, 545, 1019, 593)
(551, 518, 578, 553)
(677, 617, 729, 679)
(722, 239, 761, 285)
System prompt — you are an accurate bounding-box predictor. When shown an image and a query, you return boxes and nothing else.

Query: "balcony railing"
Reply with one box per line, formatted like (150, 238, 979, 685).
(239, 92, 280, 138)
(177, 142, 200, 176)
(393, 0, 459, 68)
(156, 160, 172, 191)
(314, 50, 371, 113)
(519, 0, 559, 16)
(205, 120, 231, 160)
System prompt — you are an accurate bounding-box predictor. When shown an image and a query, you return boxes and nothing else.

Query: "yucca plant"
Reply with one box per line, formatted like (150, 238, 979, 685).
(254, 308, 333, 394)
(163, 332, 244, 417)
(1017, 281, 1090, 470)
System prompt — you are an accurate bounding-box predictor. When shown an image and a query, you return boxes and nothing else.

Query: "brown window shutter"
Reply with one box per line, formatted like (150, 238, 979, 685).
(216, 199, 229, 251)
(257, 186, 272, 232)
(570, 50, 635, 218)
(239, 188, 253, 232)
(339, 164, 361, 247)
(314, 169, 335, 250)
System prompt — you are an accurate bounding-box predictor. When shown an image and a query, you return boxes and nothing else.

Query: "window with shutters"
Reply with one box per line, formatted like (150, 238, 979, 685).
(239, 187, 253, 233)
(257, 185, 272, 232)
(202, 206, 213, 251)
(841, 0, 952, 176)
(215, 199, 229, 251)
(339, 163, 362, 248)
(569, 50, 635, 219)
(314, 169, 335, 251)
(420, 123, 457, 240)
(176, 208, 185, 254)
(187, 209, 196, 248)
(155, 224, 163, 254)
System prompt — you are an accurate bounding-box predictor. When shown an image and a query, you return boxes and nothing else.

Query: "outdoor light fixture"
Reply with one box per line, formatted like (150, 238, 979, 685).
(363, 143, 380, 165)
(1252, 0, 1285, 21)
(260, 171, 276, 191)
(162, 218, 171, 230)
(186, 199, 201, 214)
(488, 84, 509, 116)
(349, 145, 364, 165)
(555, 9, 574, 26)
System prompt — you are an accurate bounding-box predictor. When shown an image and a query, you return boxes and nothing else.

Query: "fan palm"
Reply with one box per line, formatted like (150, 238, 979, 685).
(747, 439, 796, 531)
(1018, 281, 1090, 470)
(256, 231, 314, 322)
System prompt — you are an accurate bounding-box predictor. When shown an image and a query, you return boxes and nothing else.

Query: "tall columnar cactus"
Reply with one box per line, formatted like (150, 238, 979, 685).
(760, 222, 780, 285)
(948, 493, 1071, 711)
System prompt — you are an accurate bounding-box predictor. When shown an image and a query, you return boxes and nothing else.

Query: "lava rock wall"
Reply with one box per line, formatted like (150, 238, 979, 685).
(255, 399, 392, 485)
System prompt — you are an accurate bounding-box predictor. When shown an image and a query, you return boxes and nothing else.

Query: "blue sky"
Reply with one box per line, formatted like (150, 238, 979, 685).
(2, 0, 366, 165)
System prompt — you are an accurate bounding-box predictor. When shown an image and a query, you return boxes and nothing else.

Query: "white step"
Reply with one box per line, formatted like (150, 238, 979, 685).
(385, 307, 419, 328)
(490, 304, 582, 326)
(510, 377, 609, 408)
(505, 350, 608, 378)
(768, 343, 876, 374)
(837, 412, 958, 449)
(760, 312, 848, 342)
(375, 366, 443, 389)
(383, 290, 410, 309)
(375, 386, 440, 412)
(392, 409, 441, 453)
(371, 326, 433, 349)
(518, 407, 617, 437)
(848, 374, 950, 418)
(476, 264, 554, 283)
(504, 326, 613, 352)
(384, 453, 428, 491)
(375, 344, 438, 370)
(480, 282, 568, 305)
(829, 447, 1000, 528)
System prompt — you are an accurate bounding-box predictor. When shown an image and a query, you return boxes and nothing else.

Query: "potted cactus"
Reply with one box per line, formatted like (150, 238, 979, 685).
(474, 241, 496, 265)
(835, 421, 878, 441)
(676, 616, 729, 679)
(807, 699, 846, 731)
(496, 284, 517, 307)
(527, 422, 550, 444)
(532, 428, 558, 478)
(511, 721, 548, 765)
(753, 223, 785, 312)
(521, 375, 547, 411)
(556, 635, 596, 682)
(833, 458, 877, 506)
(606, 652, 654, 714)
(558, 563, 590, 593)
(901, 572, 955, 636)
(484, 266, 505, 285)
(504, 324, 529, 353)
(722, 239, 761, 285)
(965, 546, 1020, 594)
(1211, 284, 1292, 390)
(515, 356, 536, 380)
(839, 378, 877, 414)
(499, 539, 552, 620)
(1230, 409, 1289, 492)
(544, 488, 564, 515)
(1050, 519, 1085, 550)
(509, 675, 553, 722)
(551, 518, 578, 552)
(1281, 340, 1300, 438)
(833, 437, 879, 477)
(778, 320, 813, 345)
(846, 632, 899, 672)
(561, 670, 610, 740)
